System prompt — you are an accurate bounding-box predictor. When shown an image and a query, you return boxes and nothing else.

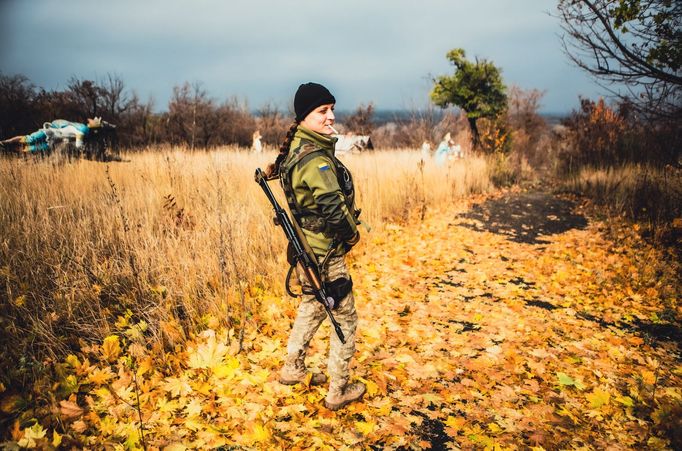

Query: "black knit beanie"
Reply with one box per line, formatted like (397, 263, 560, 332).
(294, 82, 336, 122)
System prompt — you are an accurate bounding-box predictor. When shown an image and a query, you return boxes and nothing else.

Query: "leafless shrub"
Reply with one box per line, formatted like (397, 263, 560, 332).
(344, 103, 375, 135)
(372, 107, 464, 148)
(255, 102, 290, 149)
(500, 86, 556, 179)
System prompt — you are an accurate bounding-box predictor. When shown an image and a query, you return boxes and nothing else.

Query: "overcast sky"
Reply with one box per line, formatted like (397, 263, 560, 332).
(0, 0, 603, 114)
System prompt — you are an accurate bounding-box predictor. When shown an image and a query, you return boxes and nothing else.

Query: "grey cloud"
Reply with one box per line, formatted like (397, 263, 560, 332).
(1, 0, 602, 113)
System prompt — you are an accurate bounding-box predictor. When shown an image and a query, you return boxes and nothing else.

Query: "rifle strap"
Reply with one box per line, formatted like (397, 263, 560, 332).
(284, 260, 318, 298)
(285, 263, 299, 297)
(284, 251, 333, 299)
(318, 240, 338, 278)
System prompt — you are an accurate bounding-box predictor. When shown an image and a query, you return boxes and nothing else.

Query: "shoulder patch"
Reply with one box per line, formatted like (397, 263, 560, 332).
(318, 162, 330, 171)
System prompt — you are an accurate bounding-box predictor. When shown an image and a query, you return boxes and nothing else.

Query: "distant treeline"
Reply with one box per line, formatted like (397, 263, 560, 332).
(0, 73, 271, 149)
(2, 72, 679, 165)
(0, 73, 424, 149)
(0, 72, 569, 151)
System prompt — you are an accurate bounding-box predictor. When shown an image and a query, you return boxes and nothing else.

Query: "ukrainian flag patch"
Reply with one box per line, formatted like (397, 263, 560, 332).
(318, 163, 330, 171)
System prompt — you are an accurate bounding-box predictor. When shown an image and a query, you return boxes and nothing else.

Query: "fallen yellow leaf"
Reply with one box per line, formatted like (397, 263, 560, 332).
(52, 430, 62, 447)
(101, 335, 121, 363)
(88, 367, 114, 385)
(586, 388, 610, 409)
(355, 420, 376, 435)
(188, 333, 228, 370)
(248, 423, 271, 443)
(18, 423, 46, 448)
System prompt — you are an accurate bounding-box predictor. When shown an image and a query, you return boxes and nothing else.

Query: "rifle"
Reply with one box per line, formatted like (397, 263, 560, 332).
(254, 168, 346, 344)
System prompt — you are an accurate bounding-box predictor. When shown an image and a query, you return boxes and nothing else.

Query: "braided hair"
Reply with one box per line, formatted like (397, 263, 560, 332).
(265, 122, 298, 179)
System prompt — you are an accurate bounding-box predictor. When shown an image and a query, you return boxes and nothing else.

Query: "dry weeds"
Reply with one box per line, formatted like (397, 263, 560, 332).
(0, 147, 492, 373)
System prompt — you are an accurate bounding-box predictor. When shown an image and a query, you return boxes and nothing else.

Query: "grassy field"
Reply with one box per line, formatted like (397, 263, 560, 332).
(3, 148, 682, 449)
(0, 148, 492, 375)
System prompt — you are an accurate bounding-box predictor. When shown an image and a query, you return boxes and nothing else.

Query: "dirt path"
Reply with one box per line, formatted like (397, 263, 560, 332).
(346, 190, 681, 449)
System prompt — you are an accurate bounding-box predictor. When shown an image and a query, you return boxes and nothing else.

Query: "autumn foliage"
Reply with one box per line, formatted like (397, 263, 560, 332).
(561, 98, 627, 169)
(1, 150, 681, 448)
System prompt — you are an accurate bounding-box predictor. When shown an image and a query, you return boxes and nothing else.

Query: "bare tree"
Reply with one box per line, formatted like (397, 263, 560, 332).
(507, 86, 546, 134)
(256, 102, 288, 147)
(344, 102, 375, 135)
(100, 73, 133, 121)
(215, 97, 257, 147)
(117, 93, 157, 148)
(557, 0, 682, 118)
(167, 81, 217, 149)
(0, 73, 40, 138)
(67, 77, 103, 119)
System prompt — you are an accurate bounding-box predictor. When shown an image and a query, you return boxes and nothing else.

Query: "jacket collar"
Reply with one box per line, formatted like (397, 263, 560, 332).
(294, 125, 337, 153)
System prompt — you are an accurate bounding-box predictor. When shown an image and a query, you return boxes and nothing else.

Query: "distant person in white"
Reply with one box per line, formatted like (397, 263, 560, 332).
(421, 141, 432, 158)
(252, 130, 263, 153)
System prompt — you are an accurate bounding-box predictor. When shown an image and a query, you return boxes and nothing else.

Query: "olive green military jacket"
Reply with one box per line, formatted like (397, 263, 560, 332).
(282, 126, 358, 258)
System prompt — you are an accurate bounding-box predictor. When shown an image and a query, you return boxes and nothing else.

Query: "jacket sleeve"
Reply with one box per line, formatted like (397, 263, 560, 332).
(294, 154, 358, 241)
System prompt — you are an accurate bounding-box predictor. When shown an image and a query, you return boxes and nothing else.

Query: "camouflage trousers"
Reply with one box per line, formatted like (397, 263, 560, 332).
(287, 255, 358, 392)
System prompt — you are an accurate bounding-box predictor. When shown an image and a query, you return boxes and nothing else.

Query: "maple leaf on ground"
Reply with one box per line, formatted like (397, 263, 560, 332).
(65, 354, 82, 371)
(101, 335, 121, 363)
(124, 426, 141, 449)
(445, 415, 466, 435)
(357, 376, 380, 398)
(184, 398, 204, 417)
(641, 369, 657, 385)
(136, 355, 154, 377)
(197, 427, 230, 448)
(98, 416, 116, 436)
(556, 372, 585, 390)
(188, 333, 229, 370)
(241, 368, 270, 386)
(238, 422, 271, 446)
(51, 430, 62, 447)
(18, 423, 46, 448)
(87, 366, 114, 385)
(356, 420, 376, 436)
(60, 375, 79, 396)
(59, 399, 84, 419)
(71, 420, 87, 433)
(615, 395, 634, 407)
(586, 387, 611, 409)
(556, 406, 580, 425)
(163, 376, 192, 398)
(212, 356, 241, 380)
(556, 372, 575, 386)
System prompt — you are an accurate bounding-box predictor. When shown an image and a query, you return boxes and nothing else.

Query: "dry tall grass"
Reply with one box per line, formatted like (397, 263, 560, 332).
(0, 147, 492, 379)
(561, 164, 682, 240)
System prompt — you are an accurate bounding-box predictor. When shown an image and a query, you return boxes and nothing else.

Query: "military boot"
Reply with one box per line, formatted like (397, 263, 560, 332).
(324, 382, 366, 411)
(279, 354, 327, 386)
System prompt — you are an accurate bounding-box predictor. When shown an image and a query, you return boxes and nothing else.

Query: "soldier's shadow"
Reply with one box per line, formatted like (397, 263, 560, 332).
(455, 191, 588, 244)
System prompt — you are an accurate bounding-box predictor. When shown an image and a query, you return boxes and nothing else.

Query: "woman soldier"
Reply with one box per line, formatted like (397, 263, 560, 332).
(265, 82, 365, 410)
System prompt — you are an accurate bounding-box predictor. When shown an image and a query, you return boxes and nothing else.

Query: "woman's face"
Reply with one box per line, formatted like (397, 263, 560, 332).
(301, 103, 335, 135)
